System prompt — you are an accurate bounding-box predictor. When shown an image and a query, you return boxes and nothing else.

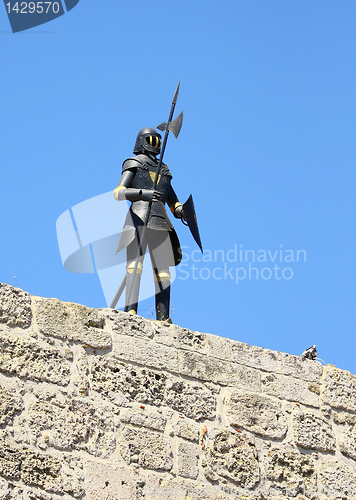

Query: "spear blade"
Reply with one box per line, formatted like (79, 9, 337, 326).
(172, 81, 180, 104)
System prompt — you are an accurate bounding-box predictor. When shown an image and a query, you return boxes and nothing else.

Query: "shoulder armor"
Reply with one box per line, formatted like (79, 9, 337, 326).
(160, 164, 172, 179)
(122, 157, 144, 172)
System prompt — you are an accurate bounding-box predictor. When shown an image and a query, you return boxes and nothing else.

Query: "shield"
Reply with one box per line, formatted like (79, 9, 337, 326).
(182, 195, 203, 253)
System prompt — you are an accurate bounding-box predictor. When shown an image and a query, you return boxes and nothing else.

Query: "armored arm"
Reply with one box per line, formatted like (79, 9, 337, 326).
(113, 164, 153, 203)
(167, 186, 183, 219)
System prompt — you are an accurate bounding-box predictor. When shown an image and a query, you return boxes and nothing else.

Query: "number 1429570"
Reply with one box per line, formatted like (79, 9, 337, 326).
(5, 2, 60, 14)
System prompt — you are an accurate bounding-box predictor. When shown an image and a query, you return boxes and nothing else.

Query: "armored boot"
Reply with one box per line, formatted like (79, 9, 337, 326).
(154, 271, 171, 322)
(124, 262, 143, 314)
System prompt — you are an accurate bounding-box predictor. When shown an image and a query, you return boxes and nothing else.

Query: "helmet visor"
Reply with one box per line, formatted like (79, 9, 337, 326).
(145, 135, 161, 150)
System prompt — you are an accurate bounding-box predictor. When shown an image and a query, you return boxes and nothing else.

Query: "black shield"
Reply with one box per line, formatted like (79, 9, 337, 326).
(182, 195, 203, 253)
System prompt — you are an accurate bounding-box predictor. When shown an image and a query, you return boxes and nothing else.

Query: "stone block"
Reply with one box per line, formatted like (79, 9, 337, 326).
(145, 474, 213, 500)
(90, 358, 216, 420)
(26, 489, 54, 500)
(0, 283, 32, 329)
(0, 439, 83, 497)
(120, 427, 172, 470)
(0, 334, 70, 386)
(204, 431, 259, 489)
(90, 358, 167, 405)
(34, 297, 111, 349)
(177, 440, 199, 479)
(120, 407, 166, 431)
(322, 365, 356, 412)
(292, 407, 336, 452)
(71, 347, 89, 396)
(155, 324, 208, 354)
(172, 417, 199, 442)
(103, 308, 155, 340)
(319, 459, 356, 499)
(280, 353, 323, 383)
(225, 390, 288, 439)
(265, 449, 316, 497)
(333, 411, 356, 460)
(0, 479, 25, 500)
(179, 350, 261, 390)
(0, 385, 23, 427)
(113, 334, 179, 372)
(261, 371, 320, 407)
(84, 460, 145, 500)
(27, 395, 116, 458)
(207, 335, 322, 383)
(164, 379, 216, 421)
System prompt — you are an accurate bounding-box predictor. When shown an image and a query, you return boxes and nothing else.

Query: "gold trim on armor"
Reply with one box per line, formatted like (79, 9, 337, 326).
(169, 201, 182, 214)
(149, 171, 161, 185)
(127, 261, 143, 275)
(154, 270, 171, 282)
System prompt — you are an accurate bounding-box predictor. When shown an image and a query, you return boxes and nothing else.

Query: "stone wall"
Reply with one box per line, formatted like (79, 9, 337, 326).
(0, 282, 355, 499)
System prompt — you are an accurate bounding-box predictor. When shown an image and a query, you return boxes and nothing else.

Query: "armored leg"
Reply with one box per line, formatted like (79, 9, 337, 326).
(125, 232, 145, 315)
(124, 261, 143, 314)
(154, 272, 171, 322)
(148, 230, 174, 322)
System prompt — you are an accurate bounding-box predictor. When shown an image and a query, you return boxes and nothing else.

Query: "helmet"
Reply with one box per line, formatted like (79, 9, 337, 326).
(133, 127, 162, 156)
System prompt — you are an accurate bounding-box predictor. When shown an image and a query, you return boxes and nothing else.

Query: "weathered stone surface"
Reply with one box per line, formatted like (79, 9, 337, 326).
(146, 474, 204, 500)
(155, 324, 208, 354)
(261, 371, 320, 407)
(90, 358, 216, 420)
(265, 449, 316, 496)
(0, 385, 23, 426)
(319, 459, 356, 499)
(72, 347, 89, 396)
(179, 350, 261, 389)
(293, 407, 336, 452)
(146, 473, 257, 500)
(0, 334, 70, 385)
(104, 308, 154, 339)
(120, 407, 166, 431)
(0, 439, 83, 497)
(26, 489, 55, 500)
(165, 379, 216, 421)
(27, 395, 116, 458)
(0, 283, 32, 329)
(225, 390, 288, 439)
(322, 365, 356, 412)
(90, 357, 166, 405)
(26, 490, 54, 500)
(177, 440, 199, 479)
(0, 479, 24, 500)
(120, 427, 172, 470)
(207, 336, 322, 383)
(204, 431, 259, 488)
(34, 297, 111, 349)
(333, 411, 356, 460)
(113, 334, 179, 372)
(172, 417, 199, 442)
(84, 460, 145, 500)
(0, 286, 355, 499)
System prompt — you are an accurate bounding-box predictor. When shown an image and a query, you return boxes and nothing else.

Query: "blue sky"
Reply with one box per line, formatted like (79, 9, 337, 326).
(1, 1, 355, 373)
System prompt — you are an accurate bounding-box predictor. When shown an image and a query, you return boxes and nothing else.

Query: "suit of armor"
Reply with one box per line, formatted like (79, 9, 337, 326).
(113, 128, 183, 322)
